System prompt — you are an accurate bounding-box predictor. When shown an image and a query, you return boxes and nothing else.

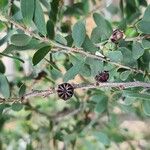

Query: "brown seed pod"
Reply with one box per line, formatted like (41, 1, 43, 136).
(57, 83, 74, 100)
(95, 71, 109, 83)
(110, 29, 124, 43)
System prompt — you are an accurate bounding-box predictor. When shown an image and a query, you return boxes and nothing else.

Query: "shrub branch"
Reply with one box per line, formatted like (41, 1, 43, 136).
(0, 14, 149, 75)
(0, 81, 149, 103)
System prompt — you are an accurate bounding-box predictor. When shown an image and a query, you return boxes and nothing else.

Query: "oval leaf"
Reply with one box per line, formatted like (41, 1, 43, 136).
(21, 0, 34, 24)
(55, 34, 67, 45)
(82, 35, 98, 52)
(34, 0, 47, 35)
(143, 101, 150, 116)
(0, 60, 5, 73)
(11, 34, 31, 46)
(0, 73, 10, 99)
(72, 20, 86, 47)
(19, 84, 26, 97)
(32, 46, 51, 65)
(12, 103, 23, 111)
(64, 60, 85, 82)
(132, 41, 144, 59)
(137, 21, 150, 34)
(107, 51, 123, 62)
(93, 13, 112, 40)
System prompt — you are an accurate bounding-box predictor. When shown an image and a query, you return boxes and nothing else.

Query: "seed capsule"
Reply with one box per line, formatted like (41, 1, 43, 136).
(57, 83, 74, 100)
(95, 71, 109, 83)
(110, 29, 124, 43)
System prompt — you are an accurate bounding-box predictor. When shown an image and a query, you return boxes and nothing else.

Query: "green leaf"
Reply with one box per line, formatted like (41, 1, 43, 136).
(91, 94, 108, 113)
(0, 73, 10, 99)
(19, 84, 26, 97)
(107, 51, 123, 62)
(32, 46, 51, 66)
(118, 47, 137, 67)
(0, 21, 6, 32)
(137, 21, 150, 34)
(93, 13, 112, 40)
(64, 3, 84, 16)
(79, 64, 91, 77)
(11, 103, 23, 111)
(142, 5, 150, 22)
(93, 132, 110, 146)
(72, 20, 86, 47)
(11, 34, 31, 46)
(0, 0, 8, 9)
(120, 71, 131, 81)
(0, 104, 10, 114)
(132, 41, 144, 59)
(55, 34, 67, 45)
(64, 60, 85, 82)
(4, 39, 47, 53)
(49, 0, 59, 23)
(91, 27, 102, 43)
(86, 58, 103, 76)
(47, 20, 55, 39)
(21, 0, 34, 24)
(82, 35, 98, 53)
(123, 90, 150, 100)
(34, 0, 47, 35)
(142, 39, 150, 49)
(143, 101, 150, 116)
(0, 61, 5, 74)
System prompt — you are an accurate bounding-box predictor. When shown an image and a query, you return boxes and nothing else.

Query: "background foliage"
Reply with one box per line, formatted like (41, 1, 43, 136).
(0, 0, 150, 149)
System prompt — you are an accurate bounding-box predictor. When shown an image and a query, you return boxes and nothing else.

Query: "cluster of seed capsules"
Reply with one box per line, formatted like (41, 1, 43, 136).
(57, 29, 123, 100)
(57, 71, 109, 100)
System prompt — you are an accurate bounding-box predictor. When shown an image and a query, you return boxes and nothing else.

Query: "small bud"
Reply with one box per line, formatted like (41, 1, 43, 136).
(110, 29, 124, 43)
(57, 83, 74, 100)
(95, 71, 109, 83)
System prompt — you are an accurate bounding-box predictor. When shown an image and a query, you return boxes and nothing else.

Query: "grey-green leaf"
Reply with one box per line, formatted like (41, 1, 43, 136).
(72, 20, 86, 47)
(12, 103, 23, 111)
(142, 39, 150, 49)
(143, 101, 150, 116)
(32, 46, 51, 65)
(118, 47, 137, 67)
(34, 0, 47, 35)
(21, 0, 34, 24)
(55, 34, 67, 45)
(11, 34, 31, 46)
(93, 132, 110, 146)
(142, 5, 150, 22)
(93, 13, 112, 40)
(64, 60, 85, 82)
(82, 35, 98, 52)
(0, 73, 10, 99)
(107, 51, 123, 62)
(137, 21, 150, 34)
(120, 71, 131, 81)
(85, 58, 103, 76)
(91, 94, 108, 113)
(132, 41, 144, 59)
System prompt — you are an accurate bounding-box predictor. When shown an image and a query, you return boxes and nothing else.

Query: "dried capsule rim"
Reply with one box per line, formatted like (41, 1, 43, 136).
(57, 83, 74, 100)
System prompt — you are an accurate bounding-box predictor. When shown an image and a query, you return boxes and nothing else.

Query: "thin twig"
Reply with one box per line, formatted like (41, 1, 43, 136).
(73, 81, 150, 89)
(56, 48, 146, 74)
